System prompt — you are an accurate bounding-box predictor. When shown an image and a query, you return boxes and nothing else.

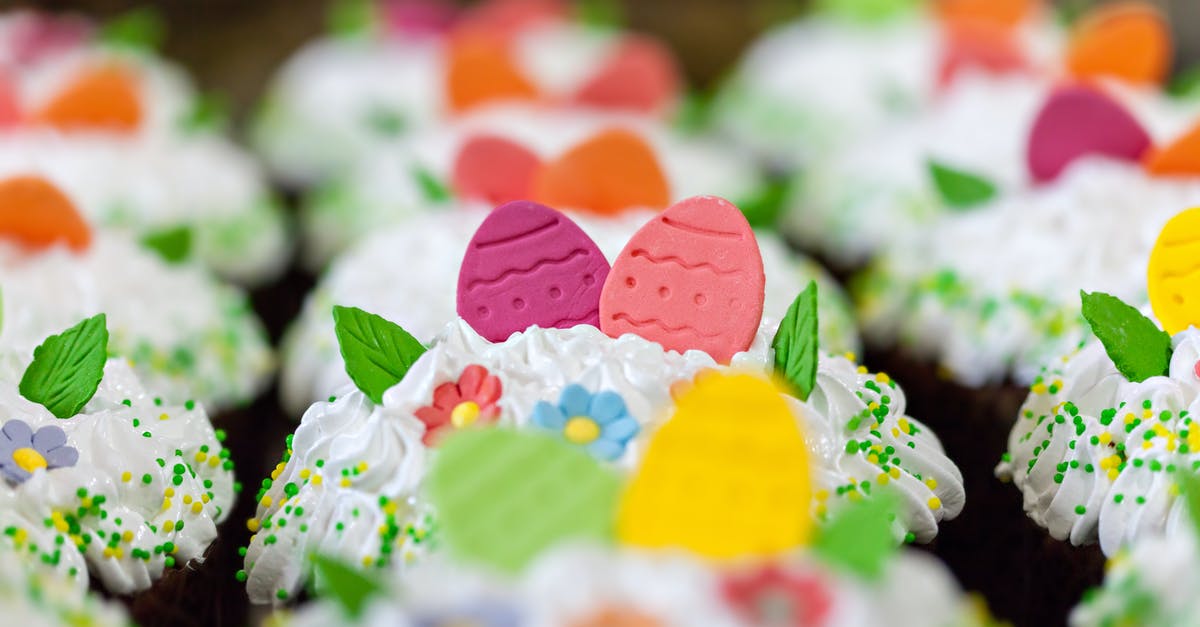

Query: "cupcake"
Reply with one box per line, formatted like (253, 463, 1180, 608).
(789, 2, 1185, 269)
(254, 0, 681, 188)
(0, 175, 273, 411)
(243, 198, 963, 604)
(0, 546, 130, 627)
(0, 315, 235, 599)
(281, 203, 859, 414)
(1070, 525, 1200, 626)
(300, 104, 766, 269)
(0, 9, 290, 285)
(713, 0, 1059, 171)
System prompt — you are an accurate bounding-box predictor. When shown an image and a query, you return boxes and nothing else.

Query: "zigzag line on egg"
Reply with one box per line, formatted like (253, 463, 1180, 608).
(473, 218, 561, 249)
(465, 248, 591, 290)
(629, 249, 739, 275)
(1158, 262, 1200, 280)
(547, 309, 600, 328)
(660, 216, 742, 239)
(610, 313, 721, 338)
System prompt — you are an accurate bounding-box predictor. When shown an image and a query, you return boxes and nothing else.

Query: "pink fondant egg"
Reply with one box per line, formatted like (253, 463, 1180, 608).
(1027, 83, 1151, 183)
(599, 195, 764, 363)
(458, 200, 610, 342)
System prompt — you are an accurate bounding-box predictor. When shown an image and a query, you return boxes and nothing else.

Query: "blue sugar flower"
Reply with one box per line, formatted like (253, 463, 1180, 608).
(0, 420, 79, 484)
(531, 384, 639, 461)
(411, 600, 522, 627)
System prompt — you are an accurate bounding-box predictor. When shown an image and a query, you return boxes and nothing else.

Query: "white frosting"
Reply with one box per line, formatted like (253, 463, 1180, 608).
(300, 103, 763, 268)
(0, 355, 235, 595)
(1070, 530, 1200, 626)
(0, 547, 129, 627)
(248, 319, 962, 603)
(793, 75, 1200, 265)
(858, 159, 1200, 387)
(254, 22, 661, 186)
(0, 234, 274, 410)
(281, 206, 859, 413)
(1, 35, 288, 285)
(274, 544, 981, 627)
(714, 11, 1061, 168)
(997, 326, 1200, 556)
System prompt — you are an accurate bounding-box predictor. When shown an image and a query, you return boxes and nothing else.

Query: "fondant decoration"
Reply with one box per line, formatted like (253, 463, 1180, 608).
(445, 32, 539, 112)
(452, 134, 544, 205)
(1066, 1, 1171, 85)
(935, 0, 1034, 27)
(1026, 84, 1151, 183)
(0, 70, 19, 128)
(531, 384, 639, 461)
(0, 176, 92, 252)
(332, 306, 427, 404)
(927, 159, 998, 208)
(1144, 122, 1200, 177)
(599, 196, 764, 363)
(19, 314, 108, 420)
(0, 420, 79, 484)
(1148, 207, 1200, 336)
(1080, 290, 1171, 382)
(937, 20, 1026, 87)
(532, 128, 669, 216)
(31, 65, 142, 132)
(772, 282, 819, 402)
(414, 364, 503, 445)
(573, 36, 680, 114)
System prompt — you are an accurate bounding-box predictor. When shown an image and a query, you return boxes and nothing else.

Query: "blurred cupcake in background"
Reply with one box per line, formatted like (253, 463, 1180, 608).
(0, 175, 273, 412)
(244, 200, 963, 603)
(791, 1, 1187, 270)
(713, 0, 1060, 173)
(253, 0, 682, 189)
(0, 546, 130, 627)
(0, 9, 290, 286)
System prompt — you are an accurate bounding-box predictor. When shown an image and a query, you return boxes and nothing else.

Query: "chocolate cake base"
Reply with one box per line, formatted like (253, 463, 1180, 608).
(865, 346, 1105, 627)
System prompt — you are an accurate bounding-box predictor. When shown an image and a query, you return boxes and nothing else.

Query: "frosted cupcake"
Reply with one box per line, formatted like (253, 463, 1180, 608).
(713, 0, 1059, 170)
(0, 546, 130, 627)
(300, 104, 766, 268)
(254, 0, 681, 187)
(281, 204, 859, 414)
(0, 176, 272, 411)
(243, 198, 963, 604)
(791, 2, 1187, 268)
(0, 315, 235, 597)
(0, 10, 290, 285)
(1070, 525, 1200, 626)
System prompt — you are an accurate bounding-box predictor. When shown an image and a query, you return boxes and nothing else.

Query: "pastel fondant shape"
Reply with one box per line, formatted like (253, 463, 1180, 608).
(1144, 122, 1200, 177)
(599, 195, 764, 364)
(445, 32, 538, 113)
(1066, 2, 1171, 86)
(0, 69, 19, 128)
(458, 200, 610, 341)
(452, 134, 543, 205)
(1148, 207, 1200, 335)
(616, 373, 813, 560)
(935, 0, 1034, 27)
(1027, 84, 1151, 184)
(573, 35, 680, 114)
(428, 428, 622, 572)
(0, 176, 91, 252)
(531, 128, 669, 216)
(31, 65, 142, 132)
(937, 21, 1026, 88)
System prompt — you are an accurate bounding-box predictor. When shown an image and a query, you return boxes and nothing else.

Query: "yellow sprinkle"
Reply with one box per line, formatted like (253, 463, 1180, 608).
(378, 525, 388, 535)
(312, 475, 323, 486)
(1142, 441, 1153, 450)
(161, 498, 172, 511)
(299, 469, 311, 480)
(1099, 432, 1113, 445)
(207, 457, 220, 468)
(843, 351, 858, 361)
(815, 490, 829, 502)
(102, 547, 114, 559)
(182, 495, 193, 504)
(12, 529, 26, 545)
(1143, 409, 1154, 419)
(159, 413, 169, 421)
(1107, 468, 1120, 481)
(121, 472, 132, 483)
(80, 497, 92, 508)
(52, 517, 68, 533)
(928, 497, 942, 510)
(898, 417, 911, 433)
(164, 488, 175, 498)
(340, 478, 351, 488)
(868, 402, 880, 411)
(1031, 383, 1047, 395)
(1125, 413, 1136, 425)
(891, 427, 900, 438)
(361, 556, 373, 567)
(356, 462, 369, 473)
(382, 502, 398, 516)
(877, 473, 890, 485)
(245, 519, 259, 532)
(888, 467, 901, 479)
(856, 366, 868, 374)
(191, 502, 203, 514)
(815, 503, 827, 517)
(260, 495, 273, 508)
(270, 469, 282, 481)
(194, 452, 207, 463)
(876, 373, 890, 384)
(848, 490, 863, 502)
(122, 531, 133, 543)
(925, 477, 938, 490)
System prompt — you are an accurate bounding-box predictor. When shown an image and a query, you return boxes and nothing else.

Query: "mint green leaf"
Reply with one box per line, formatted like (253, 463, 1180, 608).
(928, 160, 998, 210)
(812, 492, 899, 579)
(1168, 65, 1200, 101)
(1080, 291, 1172, 383)
(575, 0, 625, 28)
(140, 226, 192, 264)
(771, 282, 819, 401)
(311, 554, 384, 618)
(19, 315, 109, 419)
(328, 0, 377, 37)
(99, 8, 166, 51)
(181, 92, 230, 133)
(413, 166, 452, 204)
(737, 178, 792, 229)
(333, 306, 427, 404)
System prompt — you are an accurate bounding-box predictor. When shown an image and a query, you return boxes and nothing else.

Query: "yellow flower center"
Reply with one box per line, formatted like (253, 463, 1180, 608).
(564, 416, 600, 444)
(450, 401, 481, 428)
(12, 447, 47, 473)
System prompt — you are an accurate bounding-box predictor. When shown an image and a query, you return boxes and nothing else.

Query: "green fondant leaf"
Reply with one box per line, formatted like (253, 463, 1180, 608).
(328, 0, 377, 37)
(737, 177, 792, 229)
(311, 553, 384, 618)
(333, 306, 427, 404)
(771, 281, 819, 401)
(181, 92, 230, 133)
(19, 315, 109, 419)
(812, 492, 899, 579)
(99, 8, 165, 51)
(413, 165, 452, 204)
(1080, 291, 1172, 383)
(815, 0, 921, 24)
(928, 160, 998, 210)
(140, 225, 192, 264)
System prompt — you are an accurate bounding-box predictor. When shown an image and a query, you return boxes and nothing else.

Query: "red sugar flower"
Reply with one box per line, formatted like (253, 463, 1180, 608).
(414, 364, 502, 445)
(722, 565, 833, 627)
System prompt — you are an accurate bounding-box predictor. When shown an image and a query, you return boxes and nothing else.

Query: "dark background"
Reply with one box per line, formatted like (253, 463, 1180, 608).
(7, 0, 1200, 131)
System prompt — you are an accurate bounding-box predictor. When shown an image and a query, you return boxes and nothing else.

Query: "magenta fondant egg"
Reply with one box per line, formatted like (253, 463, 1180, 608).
(599, 195, 764, 363)
(457, 200, 611, 342)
